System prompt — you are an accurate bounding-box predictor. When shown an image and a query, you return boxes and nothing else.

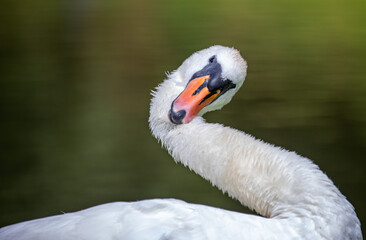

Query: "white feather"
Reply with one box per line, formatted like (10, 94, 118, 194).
(0, 45, 362, 240)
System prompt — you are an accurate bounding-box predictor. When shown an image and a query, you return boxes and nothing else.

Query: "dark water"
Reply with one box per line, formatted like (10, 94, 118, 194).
(1, 0, 365, 235)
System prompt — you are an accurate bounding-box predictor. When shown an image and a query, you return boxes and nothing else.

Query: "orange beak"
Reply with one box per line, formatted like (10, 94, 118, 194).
(170, 75, 220, 124)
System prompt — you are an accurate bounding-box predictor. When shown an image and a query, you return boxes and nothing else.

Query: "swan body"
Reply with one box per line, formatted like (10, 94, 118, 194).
(0, 199, 299, 240)
(0, 45, 362, 240)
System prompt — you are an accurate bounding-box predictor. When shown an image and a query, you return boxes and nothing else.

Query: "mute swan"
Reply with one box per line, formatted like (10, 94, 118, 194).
(0, 45, 362, 240)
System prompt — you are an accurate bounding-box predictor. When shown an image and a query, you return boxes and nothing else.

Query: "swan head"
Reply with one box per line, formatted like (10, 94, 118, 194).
(169, 45, 247, 124)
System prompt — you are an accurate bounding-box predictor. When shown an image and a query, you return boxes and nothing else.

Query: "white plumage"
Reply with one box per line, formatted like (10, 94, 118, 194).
(0, 45, 362, 240)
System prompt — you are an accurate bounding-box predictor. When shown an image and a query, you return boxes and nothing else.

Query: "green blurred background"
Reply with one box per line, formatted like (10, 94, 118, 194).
(0, 0, 365, 236)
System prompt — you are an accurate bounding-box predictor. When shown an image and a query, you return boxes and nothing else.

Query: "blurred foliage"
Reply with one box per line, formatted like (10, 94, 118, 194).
(0, 0, 365, 236)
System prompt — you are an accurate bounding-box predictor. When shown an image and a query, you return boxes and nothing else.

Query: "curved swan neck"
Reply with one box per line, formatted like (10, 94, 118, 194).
(149, 77, 361, 238)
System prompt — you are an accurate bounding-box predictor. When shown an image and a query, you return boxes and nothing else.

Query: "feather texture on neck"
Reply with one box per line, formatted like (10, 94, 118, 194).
(149, 73, 361, 239)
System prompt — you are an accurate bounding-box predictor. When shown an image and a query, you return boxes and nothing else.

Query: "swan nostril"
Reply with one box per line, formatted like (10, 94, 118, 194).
(169, 109, 186, 124)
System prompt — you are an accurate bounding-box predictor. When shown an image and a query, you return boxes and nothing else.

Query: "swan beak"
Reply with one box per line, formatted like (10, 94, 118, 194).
(170, 75, 220, 124)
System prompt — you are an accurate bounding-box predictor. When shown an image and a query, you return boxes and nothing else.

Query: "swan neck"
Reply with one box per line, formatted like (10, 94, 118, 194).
(149, 78, 361, 238)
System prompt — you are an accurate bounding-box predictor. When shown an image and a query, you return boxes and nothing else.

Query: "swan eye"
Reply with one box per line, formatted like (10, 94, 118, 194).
(209, 56, 216, 63)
